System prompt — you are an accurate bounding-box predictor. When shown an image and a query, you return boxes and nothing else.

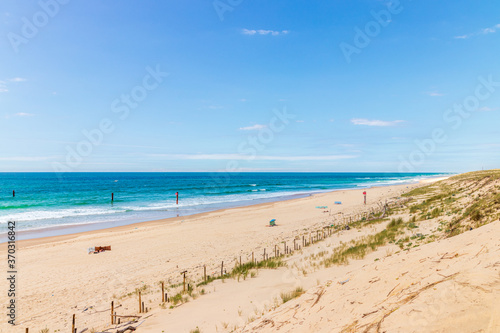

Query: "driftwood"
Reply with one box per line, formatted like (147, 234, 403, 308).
(117, 326, 136, 333)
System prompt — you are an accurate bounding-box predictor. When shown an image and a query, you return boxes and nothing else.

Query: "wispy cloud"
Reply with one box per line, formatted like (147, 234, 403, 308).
(239, 124, 267, 131)
(477, 106, 498, 112)
(242, 29, 289, 36)
(426, 91, 444, 97)
(14, 112, 35, 117)
(351, 118, 404, 127)
(0, 77, 27, 93)
(149, 153, 357, 161)
(455, 23, 500, 39)
(0, 156, 57, 162)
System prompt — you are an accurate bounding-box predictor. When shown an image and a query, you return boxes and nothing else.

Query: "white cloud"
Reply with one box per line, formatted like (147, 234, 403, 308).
(239, 124, 267, 131)
(242, 29, 257, 35)
(242, 29, 289, 36)
(455, 23, 500, 39)
(14, 112, 35, 117)
(351, 118, 404, 127)
(296, 120, 304, 123)
(150, 153, 357, 161)
(9, 77, 27, 82)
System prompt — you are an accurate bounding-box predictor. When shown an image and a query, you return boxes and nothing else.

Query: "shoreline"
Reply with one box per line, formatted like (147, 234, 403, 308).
(13, 176, 450, 248)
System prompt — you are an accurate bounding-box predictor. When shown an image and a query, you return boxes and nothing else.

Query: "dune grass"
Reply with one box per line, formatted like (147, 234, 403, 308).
(323, 217, 406, 267)
(280, 287, 304, 303)
(197, 257, 285, 287)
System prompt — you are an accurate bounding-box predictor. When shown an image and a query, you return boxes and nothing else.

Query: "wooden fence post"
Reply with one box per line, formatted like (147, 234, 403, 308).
(181, 271, 187, 291)
(204, 265, 207, 282)
(111, 301, 114, 324)
(72, 314, 75, 333)
(161, 282, 165, 302)
(139, 291, 142, 313)
(263, 248, 266, 261)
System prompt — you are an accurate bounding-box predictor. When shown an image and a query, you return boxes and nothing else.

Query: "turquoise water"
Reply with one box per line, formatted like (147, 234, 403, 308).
(0, 172, 447, 237)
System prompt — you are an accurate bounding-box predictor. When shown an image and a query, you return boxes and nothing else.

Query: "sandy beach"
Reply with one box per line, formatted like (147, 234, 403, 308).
(3, 173, 499, 333)
(0, 180, 422, 332)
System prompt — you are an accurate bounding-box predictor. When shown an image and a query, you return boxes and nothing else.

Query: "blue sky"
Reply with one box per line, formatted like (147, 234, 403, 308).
(0, 0, 499, 173)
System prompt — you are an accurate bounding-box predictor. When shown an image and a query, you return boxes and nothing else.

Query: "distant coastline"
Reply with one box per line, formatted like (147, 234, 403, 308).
(0, 172, 452, 243)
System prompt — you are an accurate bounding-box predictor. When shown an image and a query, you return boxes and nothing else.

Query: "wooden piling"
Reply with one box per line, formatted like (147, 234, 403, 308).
(161, 282, 165, 302)
(252, 252, 254, 263)
(72, 314, 75, 333)
(111, 301, 114, 324)
(204, 265, 207, 282)
(274, 245, 277, 257)
(239, 256, 242, 266)
(26, 328, 28, 333)
(142, 302, 145, 313)
(221, 262, 224, 277)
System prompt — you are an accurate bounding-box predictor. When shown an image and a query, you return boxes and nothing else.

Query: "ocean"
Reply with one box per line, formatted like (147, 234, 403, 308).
(0, 172, 447, 241)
